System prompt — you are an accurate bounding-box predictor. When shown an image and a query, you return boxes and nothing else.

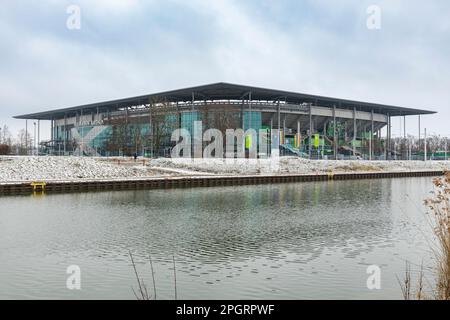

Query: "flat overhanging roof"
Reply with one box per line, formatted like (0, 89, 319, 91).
(14, 82, 437, 120)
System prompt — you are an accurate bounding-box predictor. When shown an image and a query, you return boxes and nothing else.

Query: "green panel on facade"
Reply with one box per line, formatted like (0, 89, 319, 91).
(243, 111, 262, 132)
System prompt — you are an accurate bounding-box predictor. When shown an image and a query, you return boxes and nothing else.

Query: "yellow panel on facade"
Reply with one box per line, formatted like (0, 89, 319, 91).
(314, 134, 320, 148)
(245, 134, 252, 149)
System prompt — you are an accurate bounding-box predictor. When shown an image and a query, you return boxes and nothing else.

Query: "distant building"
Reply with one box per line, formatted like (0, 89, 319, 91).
(15, 82, 435, 159)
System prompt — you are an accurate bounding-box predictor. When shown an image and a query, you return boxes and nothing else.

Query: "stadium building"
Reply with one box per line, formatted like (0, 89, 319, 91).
(14, 82, 435, 159)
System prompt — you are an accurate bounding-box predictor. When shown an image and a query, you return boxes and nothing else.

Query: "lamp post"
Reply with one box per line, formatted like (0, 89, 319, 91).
(409, 137, 412, 161)
(25, 120, 28, 155)
(424, 128, 427, 161)
(445, 137, 448, 161)
(33, 122, 36, 156)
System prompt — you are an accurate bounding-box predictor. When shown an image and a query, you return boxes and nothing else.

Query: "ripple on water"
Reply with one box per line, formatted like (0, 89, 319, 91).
(0, 178, 438, 299)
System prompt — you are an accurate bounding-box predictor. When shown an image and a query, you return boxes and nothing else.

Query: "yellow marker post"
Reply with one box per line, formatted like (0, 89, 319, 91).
(31, 181, 47, 193)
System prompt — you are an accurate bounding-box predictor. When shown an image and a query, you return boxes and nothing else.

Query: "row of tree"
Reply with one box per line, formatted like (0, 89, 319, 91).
(390, 135, 450, 159)
(0, 125, 33, 155)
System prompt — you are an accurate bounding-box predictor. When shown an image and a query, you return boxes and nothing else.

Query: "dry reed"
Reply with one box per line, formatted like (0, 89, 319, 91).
(424, 172, 450, 299)
(129, 251, 178, 300)
(400, 172, 450, 300)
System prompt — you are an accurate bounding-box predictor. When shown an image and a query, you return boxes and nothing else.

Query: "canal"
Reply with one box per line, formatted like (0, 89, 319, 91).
(0, 177, 437, 299)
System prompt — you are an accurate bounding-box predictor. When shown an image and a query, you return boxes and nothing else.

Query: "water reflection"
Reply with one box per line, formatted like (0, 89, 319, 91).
(0, 178, 434, 299)
(98, 180, 395, 263)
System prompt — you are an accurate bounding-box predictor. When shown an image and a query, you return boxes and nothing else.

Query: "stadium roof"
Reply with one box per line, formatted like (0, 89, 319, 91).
(14, 82, 436, 120)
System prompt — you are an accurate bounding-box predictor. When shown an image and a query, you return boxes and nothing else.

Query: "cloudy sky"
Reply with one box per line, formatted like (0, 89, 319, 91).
(1, 0, 449, 139)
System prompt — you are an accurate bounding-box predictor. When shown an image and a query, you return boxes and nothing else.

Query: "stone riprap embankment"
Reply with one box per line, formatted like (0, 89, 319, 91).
(1, 156, 449, 183)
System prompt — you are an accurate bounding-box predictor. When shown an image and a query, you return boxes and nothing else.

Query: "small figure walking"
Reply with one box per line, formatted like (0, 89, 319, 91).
(133, 152, 138, 162)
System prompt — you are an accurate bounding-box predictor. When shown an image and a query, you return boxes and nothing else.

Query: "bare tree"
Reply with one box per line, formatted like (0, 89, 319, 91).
(105, 117, 128, 156)
(0, 125, 13, 145)
(147, 98, 178, 157)
(0, 125, 13, 155)
(14, 129, 32, 155)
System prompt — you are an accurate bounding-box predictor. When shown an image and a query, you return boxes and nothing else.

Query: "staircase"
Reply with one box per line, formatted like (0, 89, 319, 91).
(280, 144, 309, 158)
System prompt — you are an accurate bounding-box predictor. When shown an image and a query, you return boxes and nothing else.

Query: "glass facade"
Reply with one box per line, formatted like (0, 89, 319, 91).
(181, 112, 200, 136)
(53, 110, 265, 154)
(243, 111, 262, 132)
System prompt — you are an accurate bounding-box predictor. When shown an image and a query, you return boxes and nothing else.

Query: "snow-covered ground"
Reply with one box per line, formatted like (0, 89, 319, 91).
(1, 156, 450, 183)
(0, 156, 164, 182)
(149, 157, 450, 175)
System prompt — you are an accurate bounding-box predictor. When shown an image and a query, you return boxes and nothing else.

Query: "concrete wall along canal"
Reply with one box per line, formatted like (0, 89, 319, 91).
(0, 170, 444, 196)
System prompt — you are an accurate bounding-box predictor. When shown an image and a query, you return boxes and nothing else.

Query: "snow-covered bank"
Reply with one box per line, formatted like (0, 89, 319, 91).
(0, 156, 162, 182)
(1, 156, 450, 183)
(149, 157, 450, 175)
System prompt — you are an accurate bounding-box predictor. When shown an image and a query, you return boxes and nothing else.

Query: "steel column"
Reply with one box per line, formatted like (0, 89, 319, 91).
(333, 105, 337, 160)
(37, 120, 40, 156)
(176, 101, 180, 129)
(241, 99, 245, 129)
(64, 113, 67, 155)
(353, 107, 357, 157)
(270, 116, 273, 156)
(192, 92, 195, 158)
(370, 110, 374, 160)
(387, 113, 391, 160)
(26, 119, 29, 155)
(403, 115, 406, 138)
(277, 100, 281, 132)
(149, 102, 153, 157)
(309, 106, 312, 159)
(248, 91, 252, 131)
(418, 115, 421, 156)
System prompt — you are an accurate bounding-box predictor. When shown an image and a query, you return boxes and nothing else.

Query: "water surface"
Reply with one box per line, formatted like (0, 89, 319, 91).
(0, 177, 437, 299)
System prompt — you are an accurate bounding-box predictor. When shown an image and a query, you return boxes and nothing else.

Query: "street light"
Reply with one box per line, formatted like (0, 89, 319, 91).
(440, 133, 450, 161)
(33, 122, 36, 156)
